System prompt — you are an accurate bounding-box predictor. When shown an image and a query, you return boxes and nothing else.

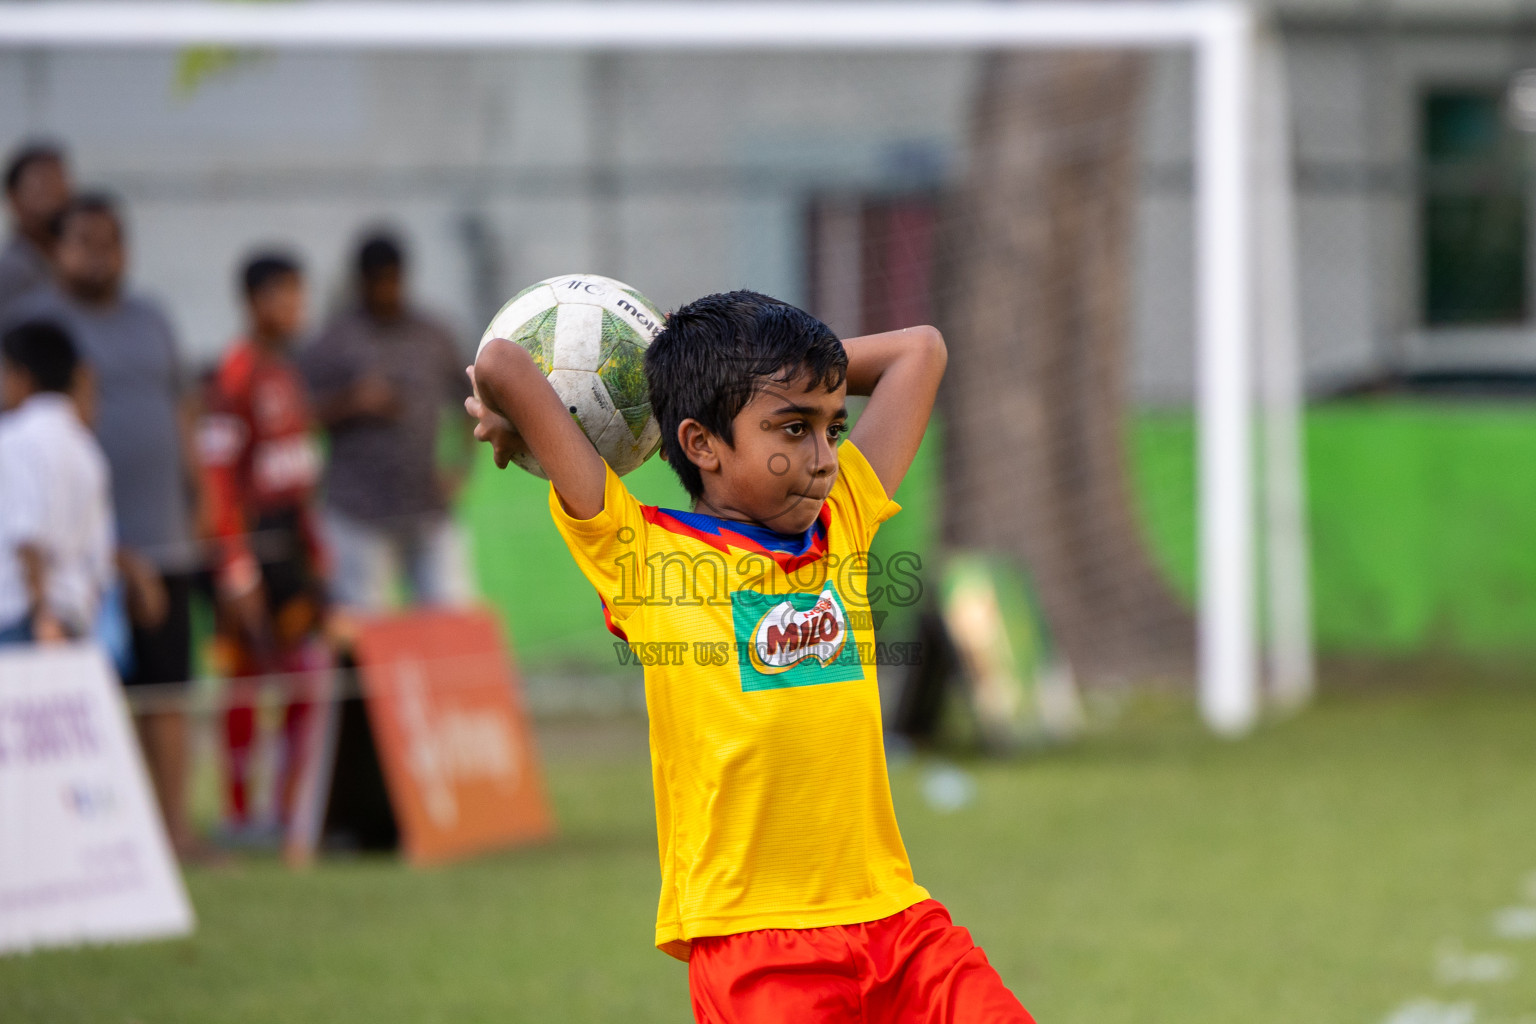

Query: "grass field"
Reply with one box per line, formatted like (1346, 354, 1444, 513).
(7, 675, 1536, 1023)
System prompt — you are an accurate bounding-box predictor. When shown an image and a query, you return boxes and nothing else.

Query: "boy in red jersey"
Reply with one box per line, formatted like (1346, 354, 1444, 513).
(467, 290, 1032, 1023)
(201, 253, 328, 836)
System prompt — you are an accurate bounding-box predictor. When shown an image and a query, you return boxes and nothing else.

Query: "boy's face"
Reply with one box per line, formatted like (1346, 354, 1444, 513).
(55, 210, 124, 303)
(687, 368, 848, 534)
(250, 273, 306, 344)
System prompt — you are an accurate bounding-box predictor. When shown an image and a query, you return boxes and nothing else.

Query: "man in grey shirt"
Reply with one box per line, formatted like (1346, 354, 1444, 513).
(302, 231, 475, 609)
(6, 194, 205, 857)
(0, 142, 71, 318)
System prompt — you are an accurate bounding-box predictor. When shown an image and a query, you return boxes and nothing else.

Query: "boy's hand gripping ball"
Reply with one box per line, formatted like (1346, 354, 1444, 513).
(476, 273, 665, 478)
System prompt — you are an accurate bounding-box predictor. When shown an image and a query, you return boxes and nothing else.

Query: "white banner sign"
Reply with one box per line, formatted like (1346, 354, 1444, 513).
(0, 644, 194, 954)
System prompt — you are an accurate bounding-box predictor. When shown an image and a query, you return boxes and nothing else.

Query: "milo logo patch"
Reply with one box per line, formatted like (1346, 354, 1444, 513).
(730, 585, 865, 692)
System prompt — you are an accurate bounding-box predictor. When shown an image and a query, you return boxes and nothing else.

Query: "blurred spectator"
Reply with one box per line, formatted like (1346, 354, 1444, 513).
(202, 252, 327, 837)
(7, 194, 204, 856)
(0, 143, 71, 317)
(0, 320, 113, 647)
(301, 230, 475, 609)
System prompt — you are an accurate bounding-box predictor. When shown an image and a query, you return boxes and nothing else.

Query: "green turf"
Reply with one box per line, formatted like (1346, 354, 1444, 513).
(8, 681, 1536, 1023)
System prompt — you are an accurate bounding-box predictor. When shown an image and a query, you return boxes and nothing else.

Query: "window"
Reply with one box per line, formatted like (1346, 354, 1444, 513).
(1421, 88, 1528, 327)
(805, 194, 939, 339)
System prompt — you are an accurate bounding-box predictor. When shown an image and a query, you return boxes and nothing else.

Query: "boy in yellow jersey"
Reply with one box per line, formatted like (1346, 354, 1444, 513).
(467, 291, 1033, 1023)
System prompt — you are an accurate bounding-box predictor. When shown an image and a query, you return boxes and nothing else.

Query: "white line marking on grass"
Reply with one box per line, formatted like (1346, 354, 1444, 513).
(1493, 909, 1536, 941)
(1378, 871, 1536, 1023)
(920, 764, 977, 814)
(1381, 999, 1477, 1024)
(1438, 941, 1516, 985)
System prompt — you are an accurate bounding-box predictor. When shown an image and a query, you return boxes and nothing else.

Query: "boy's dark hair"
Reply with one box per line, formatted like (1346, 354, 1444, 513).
(644, 290, 847, 500)
(4, 141, 65, 194)
(357, 232, 404, 279)
(242, 251, 302, 299)
(52, 191, 121, 240)
(2, 319, 80, 393)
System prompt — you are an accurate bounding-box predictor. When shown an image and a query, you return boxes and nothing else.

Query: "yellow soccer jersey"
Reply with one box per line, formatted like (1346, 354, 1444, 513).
(550, 440, 929, 960)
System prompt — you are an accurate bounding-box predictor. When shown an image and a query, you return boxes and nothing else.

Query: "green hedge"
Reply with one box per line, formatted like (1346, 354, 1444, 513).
(1133, 400, 1536, 655)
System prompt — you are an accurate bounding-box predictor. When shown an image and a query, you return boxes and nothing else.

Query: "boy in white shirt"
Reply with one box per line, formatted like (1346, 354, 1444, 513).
(0, 319, 114, 644)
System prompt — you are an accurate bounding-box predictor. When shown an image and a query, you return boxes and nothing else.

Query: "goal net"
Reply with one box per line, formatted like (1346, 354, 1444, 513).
(0, 1, 1304, 735)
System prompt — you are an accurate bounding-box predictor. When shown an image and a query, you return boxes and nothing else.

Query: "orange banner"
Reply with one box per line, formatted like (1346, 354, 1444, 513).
(351, 608, 554, 865)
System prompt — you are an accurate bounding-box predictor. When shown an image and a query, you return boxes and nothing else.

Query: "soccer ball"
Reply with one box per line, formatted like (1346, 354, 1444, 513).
(476, 273, 665, 478)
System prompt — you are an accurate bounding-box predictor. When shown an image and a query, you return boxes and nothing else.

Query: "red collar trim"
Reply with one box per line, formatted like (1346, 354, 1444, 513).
(640, 504, 831, 574)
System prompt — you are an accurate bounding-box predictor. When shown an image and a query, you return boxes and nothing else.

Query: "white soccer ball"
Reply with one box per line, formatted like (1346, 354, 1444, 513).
(477, 273, 665, 478)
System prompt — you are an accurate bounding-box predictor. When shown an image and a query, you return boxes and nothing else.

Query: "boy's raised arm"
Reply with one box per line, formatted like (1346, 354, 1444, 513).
(844, 325, 948, 498)
(468, 337, 608, 520)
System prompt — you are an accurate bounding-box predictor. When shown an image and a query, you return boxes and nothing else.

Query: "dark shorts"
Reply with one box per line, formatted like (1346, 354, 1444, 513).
(123, 571, 194, 688)
(254, 508, 325, 619)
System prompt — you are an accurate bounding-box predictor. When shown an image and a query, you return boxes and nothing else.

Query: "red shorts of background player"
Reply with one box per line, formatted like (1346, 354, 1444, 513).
(688, 899, 1035, 1024)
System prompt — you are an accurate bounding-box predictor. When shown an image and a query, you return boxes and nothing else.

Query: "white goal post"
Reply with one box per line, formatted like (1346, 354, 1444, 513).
(0, 0, 1310, 737)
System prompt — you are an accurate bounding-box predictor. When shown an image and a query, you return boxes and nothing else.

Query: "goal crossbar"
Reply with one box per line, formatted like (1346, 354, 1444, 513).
(0, 2, 1242, 50)
(0, 0, 1299, 737)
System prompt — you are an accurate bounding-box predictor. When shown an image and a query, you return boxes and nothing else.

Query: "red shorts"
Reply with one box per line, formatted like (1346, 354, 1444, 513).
(688, 899, 1035, 1024)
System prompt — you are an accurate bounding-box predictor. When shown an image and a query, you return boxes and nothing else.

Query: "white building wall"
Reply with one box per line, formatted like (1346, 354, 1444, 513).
(0, 48, 977, 369)
(1, 11, 1529, 398)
